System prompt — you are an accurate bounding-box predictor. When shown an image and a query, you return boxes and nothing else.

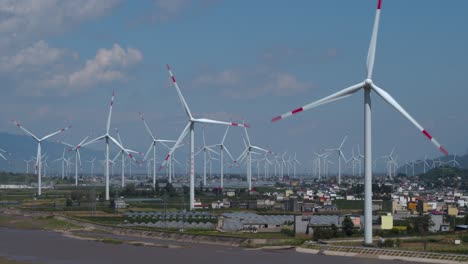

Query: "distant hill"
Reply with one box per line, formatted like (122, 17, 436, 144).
(398, 151, 468, 176)
(416, 166, 468, 189)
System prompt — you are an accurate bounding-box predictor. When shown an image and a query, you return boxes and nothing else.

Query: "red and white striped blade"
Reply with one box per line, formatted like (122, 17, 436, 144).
(166, 64, 193, 119)
(159, 122, 191, 171)
(271, 82, 364, 122)
(76, 136, 89, 150)
(194, 118, 249, 128)
(252, 145, 268, 153)
(367, 0, 382, 79)
(106, 89, 115, 134)
(42, 125, 72, 141)
(371, 84, 448, 156)
(12, 120, 39, 141)
(138, 112, 156, 141)
(109, 136, 140, 164)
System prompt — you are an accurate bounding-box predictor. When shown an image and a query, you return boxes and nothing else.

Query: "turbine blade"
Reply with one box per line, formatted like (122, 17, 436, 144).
(159, 122, 191, 170)
(0, 152, 6, 160)
(271, 82, 364, 122)
(252, 146, 268, 153)
(115, 128, 123, 145)
(42, 125, 71, 141)
(138, 112, 156, 141)
(339, 135, 348, 149)
(77, 150, 82, 166)
(194, 118, 249, 128)
(58, 140, 75, 148)
(167, 65, 193, 119)
(81, 135, 106, 147)
(106, 89, 115, 134)
(77, 136, 89, 149)
(372, 84, 448, 156)
(12, 120, 39, 141)
(109, 136, 139, 164)
(367, 0, 382, 79)
(143, 143, 153, 162)
(112, 151, 121, 163)
(243, 126, 251, 146)
(224, 146, 235, 162)
(221, 126, 230, 145)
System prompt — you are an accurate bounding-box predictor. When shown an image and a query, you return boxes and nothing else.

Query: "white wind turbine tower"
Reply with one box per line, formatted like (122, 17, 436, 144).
(325, 136, 348, 185)
(236, 127, 268, 191)
(139, 112, 175, 189)
(12, 120, 70, 196)
(87, 158, 96, 177)
(59, 137, 88, 186)
(161, 65, 248, 210)
(208, 126, 236, 189)
(195, 127, 218, 186)
(113, 128, 142, 188)
(292, 153, 301, 179)
(52, 149, 67, 179)
(449, 154, 461, 168)
(81, 90, 138, 200)
(271, 0, 448, 245)
(24, 159, 33, 173)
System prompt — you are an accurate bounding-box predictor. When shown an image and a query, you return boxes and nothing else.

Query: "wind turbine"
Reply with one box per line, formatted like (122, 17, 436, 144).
(236, 127, 268, 191)
(160, 65, 248, 210)
(87, 157, 96, 177)
(292, 153, 301, 179)
(208, 126, 235, 189)
(138, 112, 176, 189)
(449, 154, 461, 168)
(270, 0, 448, 245)
(81, 90, 138, 200)
(59, 137, 88, 186)
(325, 136, 348, 185)
(113, 128, 142, 188)
(195, 127, 218, 186)
(0, 148, 8, 161)
(12, 120, 70, 196)
(52, 148, 67, 179)
(24, 159, 34, 173)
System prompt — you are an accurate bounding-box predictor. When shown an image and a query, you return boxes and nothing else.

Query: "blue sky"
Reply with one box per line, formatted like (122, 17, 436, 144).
(1, 0, 467, 173)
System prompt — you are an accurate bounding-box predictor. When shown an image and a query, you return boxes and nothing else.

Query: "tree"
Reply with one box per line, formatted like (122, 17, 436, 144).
(165, 182, 176, 197)
(406, 215, 434, 234)
(342, 216, 354, 236)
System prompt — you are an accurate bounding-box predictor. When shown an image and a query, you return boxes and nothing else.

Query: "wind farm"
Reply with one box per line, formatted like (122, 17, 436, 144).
(0, 1, 467, 263)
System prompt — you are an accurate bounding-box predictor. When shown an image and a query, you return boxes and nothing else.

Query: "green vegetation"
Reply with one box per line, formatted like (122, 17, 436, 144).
(100, 238, 123, 244)
(342, 216, 354, 237)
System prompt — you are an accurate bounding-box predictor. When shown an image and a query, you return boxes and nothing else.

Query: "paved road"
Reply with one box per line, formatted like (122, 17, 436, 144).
(0, 228, 399, 264)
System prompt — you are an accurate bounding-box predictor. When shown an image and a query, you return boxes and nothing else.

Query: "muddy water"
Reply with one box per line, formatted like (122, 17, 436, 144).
(0, 228, 394, 264)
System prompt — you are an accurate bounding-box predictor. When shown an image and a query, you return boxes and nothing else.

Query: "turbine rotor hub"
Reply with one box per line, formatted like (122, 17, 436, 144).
(364, 78, 373, 86)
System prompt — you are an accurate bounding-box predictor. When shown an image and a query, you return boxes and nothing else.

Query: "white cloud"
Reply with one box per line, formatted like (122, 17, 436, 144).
(0, 0, 120, 38)
(0, 40, 77, 73)
(193, 68, 312, 99)
(0, 42, 142, 96)
(152, 0, 191, 22)
(45, 44, 143, 93)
